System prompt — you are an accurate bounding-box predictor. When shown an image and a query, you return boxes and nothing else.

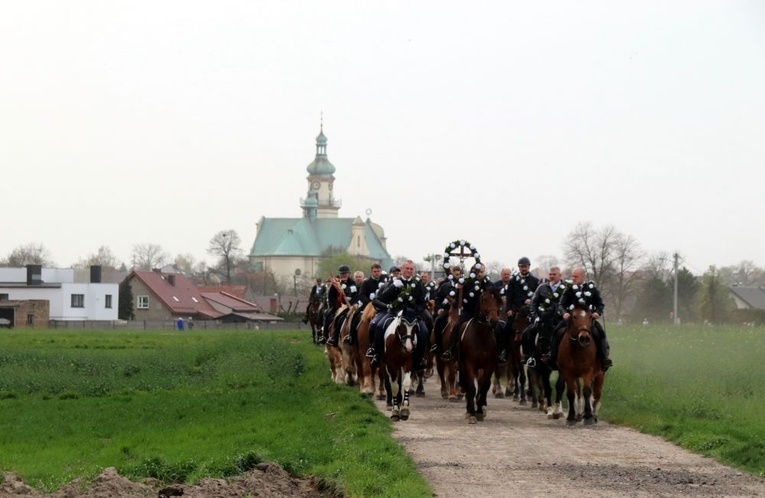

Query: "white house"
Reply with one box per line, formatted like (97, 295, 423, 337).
(0, 265, 118, 323)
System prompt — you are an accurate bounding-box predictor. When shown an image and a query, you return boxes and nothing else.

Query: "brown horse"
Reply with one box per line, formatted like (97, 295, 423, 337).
(435, 300, 462, 402)
(556, 304, 605, 425)
(382, 311, 418, 421)
(493, 309, 529, 402)
(458, 288, 502, 424)
(350, 303, 378, 396)
(324, 279, 349, 384)
(307, 297, 323, 345)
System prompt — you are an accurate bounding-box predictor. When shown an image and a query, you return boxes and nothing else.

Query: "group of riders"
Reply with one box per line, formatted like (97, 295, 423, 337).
(304, 257, 613, 373)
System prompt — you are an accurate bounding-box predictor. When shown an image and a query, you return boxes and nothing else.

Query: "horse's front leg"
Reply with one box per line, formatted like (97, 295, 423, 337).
(582, 376, 595, 425)
(400, 370, 412, 420)
(388, 368, 402, 421)
(463, 366, 478, 423)
(476, 369, 493, 422)
(549, 374, 565, 420)
(564, 376, 578, 425)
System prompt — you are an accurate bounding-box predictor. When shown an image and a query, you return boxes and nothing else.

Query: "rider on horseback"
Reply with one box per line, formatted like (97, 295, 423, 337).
(501, 257, 539, 363)
(441, 263, 504, 363)
(524, 266, 566, 368)
(430, 265, 462, 356)
(319, 265, 360, 346)
(342, 263, 386, 345)
(302, 278, 325, 324)
(545, 267, 613, 371)
(366, 260, 429, 369)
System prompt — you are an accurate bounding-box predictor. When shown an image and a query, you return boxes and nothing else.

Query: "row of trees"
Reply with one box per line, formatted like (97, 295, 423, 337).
(3, 223, 762, 324)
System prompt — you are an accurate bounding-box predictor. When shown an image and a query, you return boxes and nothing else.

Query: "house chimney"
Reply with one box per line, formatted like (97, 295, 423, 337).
(26, 265, 42, 285)
(90, 265, 102, 283)
(168, 274, 176, 286)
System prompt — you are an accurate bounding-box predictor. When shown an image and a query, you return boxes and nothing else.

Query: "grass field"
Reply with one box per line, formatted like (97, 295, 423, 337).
(1, 324, 764, 496)
(0, 329, 430, 496)
(601, 323, 765, 477)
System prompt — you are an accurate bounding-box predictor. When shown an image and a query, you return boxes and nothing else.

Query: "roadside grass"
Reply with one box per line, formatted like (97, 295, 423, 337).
(600, 324, 765, 477)
(0, 330, 431, 497)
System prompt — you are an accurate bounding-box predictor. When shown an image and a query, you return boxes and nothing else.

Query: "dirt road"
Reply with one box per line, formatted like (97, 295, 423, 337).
(373, 379, 765, 498)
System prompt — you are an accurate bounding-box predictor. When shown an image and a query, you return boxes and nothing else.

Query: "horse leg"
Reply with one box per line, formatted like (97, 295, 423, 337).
(400, 371, 412, 420)
(415, 371, 425, 398)
(550, 374, 565, 420)
(565, 376, 578, 425)
(575, 379, 584, 422)
(477, 369, 493, 422)
(389, 369, 401, 421)
(518, 360, 528, 404)
(384, 371, 393, 411)
(463, 366, 478, 424)
(592, 372, 604, 421)
(376, 366, 386, 401)
(582, 377, 595, 425)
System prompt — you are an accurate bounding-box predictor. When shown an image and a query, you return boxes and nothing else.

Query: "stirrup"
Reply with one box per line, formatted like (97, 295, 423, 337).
(497, 350, 507, 364)
(326, 337, 338, 346)
(441, 349, 453, 361)
(365, 347, 376, 358)
(429, 344, 439, 354)
(526, 357, 536, 368)
(318, 336, 327, 344)
(342, 335, 352, 344)
(370, 355, 380, 366)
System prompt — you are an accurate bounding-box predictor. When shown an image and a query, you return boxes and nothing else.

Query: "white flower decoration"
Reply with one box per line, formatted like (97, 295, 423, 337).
(393, 279, 403, 288)
(545, 298, 551, 304)
(450, 243, 456, 249)
(572, 284, 579, 290)
(469, 244, 475, 250)
(584, 291, 592, 297)
(475, 252, 480, 259)
(469, 272, 476, 279)
(458, 277, 465, 284)
(350, 285, 357, 292)
(589, 283, 594, 289)
(523, 285, 528, 291)
(576, 292, 582, 298)
(459, 240, 466, 246)
(408, 295, 413, 301)
(398, 297, 404, 302)
(553, 293, 559, 298)
(370, 293, 376, 299)
(449, 290, 456, 297)
(469, 292, 475, 297)
(444, 262, 451, 269)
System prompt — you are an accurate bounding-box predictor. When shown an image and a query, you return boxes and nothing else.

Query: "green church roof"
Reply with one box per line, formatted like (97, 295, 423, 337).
(249, 217, 392, 267)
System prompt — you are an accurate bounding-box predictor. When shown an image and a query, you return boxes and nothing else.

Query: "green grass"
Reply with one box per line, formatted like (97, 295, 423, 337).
(0, 330, 431, 497)
(600, 323, 765, 477)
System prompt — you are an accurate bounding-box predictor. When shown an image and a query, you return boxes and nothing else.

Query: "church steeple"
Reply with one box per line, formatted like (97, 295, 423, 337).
(302, 118, 341, 218)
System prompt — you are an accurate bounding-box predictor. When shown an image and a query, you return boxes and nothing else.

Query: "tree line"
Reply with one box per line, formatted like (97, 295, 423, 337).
(3, 223, 763, 324)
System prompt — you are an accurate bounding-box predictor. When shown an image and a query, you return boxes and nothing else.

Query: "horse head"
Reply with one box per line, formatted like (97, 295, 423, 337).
(479, 287, 502, 325)
(389, 310, 416, 354)
(328, 277, 347, 308)
(567, 304, 594, 349)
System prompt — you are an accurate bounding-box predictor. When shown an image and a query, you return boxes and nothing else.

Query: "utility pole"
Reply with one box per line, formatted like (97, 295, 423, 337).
(673, 252, 680, 325)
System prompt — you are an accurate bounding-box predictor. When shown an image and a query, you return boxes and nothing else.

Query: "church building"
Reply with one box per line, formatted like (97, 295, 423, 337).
(248, 126, 393, 290)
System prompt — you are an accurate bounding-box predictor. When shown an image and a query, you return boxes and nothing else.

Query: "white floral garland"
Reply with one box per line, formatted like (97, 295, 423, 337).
(536, 280, 568, 315)
(392, 275, 422, 305)
(442, 239, 481, 273)
(567, 282, 597, 311)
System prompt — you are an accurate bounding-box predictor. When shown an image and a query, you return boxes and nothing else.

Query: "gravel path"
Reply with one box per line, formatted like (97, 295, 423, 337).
(373, 377, 765, 498)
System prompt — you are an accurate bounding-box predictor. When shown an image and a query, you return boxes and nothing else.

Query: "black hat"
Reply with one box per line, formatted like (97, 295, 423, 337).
(389, 266, 401, 273)
(338, 265, 350, 274)
(518, 257, 531, 266)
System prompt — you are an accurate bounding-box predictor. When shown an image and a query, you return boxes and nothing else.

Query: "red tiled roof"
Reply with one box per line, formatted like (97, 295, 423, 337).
(197, 285, 248, 299)
(201, 291, 263, 313)
(129, 270, 223, 319)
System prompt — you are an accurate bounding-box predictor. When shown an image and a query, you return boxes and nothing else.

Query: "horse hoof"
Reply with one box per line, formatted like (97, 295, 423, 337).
(449, 397, 458, 403)
(386, 404, 393, 411)
(415, 391, 425, 398)
(390, 414, 400, 421)
(494, 392, 505, 399)
(566, 419, 577, 426)
(468, 416, 478, 424)
(476, 412, 486, 422)
(584, 417, 595, 426)
(553, 412, 563, 420)
(376, 394, 386, 401)
(519, 400, 527, 406)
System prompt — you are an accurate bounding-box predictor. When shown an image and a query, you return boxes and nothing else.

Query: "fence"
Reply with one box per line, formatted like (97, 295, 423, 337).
(48, 320, 308, 331)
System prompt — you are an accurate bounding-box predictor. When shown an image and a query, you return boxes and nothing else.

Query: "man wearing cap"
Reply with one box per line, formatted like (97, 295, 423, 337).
(501, 257, 540, 362)
(319, 265, 359, 346)
(366, 260, 429, 370)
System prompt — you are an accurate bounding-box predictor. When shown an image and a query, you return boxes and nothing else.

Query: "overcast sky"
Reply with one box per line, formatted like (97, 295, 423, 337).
(2, 1, 763, 275)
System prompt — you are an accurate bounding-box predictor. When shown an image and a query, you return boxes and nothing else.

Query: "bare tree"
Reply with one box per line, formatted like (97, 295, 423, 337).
(173, 253, 197, 275)
(2, 243, 55, 267)
(535, 254, 560, 273)
(563, 222, 643, 319)
(131, 243, 169, 270)
(75, 246, 121, 269)
(208, 230, 244, 283)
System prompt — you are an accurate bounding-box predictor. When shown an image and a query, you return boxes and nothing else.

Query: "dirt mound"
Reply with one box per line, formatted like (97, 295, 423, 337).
(1, 462, 327, 498)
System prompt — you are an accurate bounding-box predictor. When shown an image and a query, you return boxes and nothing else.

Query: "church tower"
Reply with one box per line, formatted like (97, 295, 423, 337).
(301, 122, 341, 219)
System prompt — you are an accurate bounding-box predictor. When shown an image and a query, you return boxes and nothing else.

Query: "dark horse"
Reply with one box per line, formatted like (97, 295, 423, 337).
(382, 310, 419, 421)
(458, 288, 502, 424)
(307, 296, 323, 345)
(556, 304, 605, 425)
